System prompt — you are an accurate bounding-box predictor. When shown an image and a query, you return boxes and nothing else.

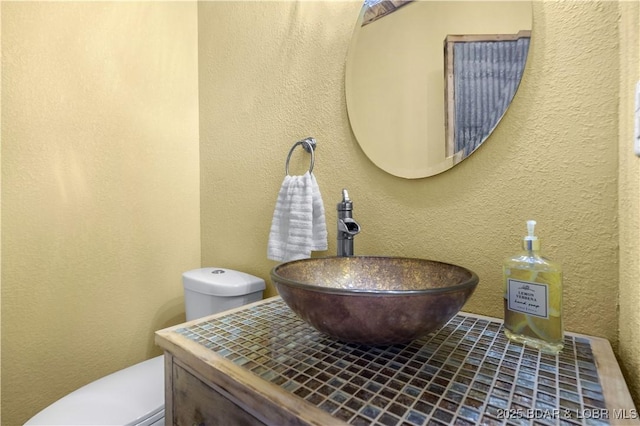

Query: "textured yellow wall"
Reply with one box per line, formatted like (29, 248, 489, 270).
(1, 2, 200, 424)
(200, 0, 619, 339)
(1, 1, 637, 424)
(0, 3, 3, 424)
(618, 0, 640, 404)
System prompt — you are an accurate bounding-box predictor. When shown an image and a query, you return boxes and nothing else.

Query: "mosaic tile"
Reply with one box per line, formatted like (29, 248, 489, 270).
(177, 298, 609, 426)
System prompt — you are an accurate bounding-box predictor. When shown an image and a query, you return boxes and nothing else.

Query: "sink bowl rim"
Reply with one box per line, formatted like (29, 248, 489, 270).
(271, 255, 479, 296)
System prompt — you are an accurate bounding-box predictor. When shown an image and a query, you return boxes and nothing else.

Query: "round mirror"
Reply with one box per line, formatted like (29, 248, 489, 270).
(345, 1, 533, 179)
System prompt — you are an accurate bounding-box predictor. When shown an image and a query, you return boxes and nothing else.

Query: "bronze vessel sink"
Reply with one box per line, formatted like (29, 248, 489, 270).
(271, 256, 479, 345)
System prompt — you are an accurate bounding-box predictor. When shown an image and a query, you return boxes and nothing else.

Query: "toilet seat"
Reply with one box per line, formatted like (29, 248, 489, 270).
(25, 356, 165, 426)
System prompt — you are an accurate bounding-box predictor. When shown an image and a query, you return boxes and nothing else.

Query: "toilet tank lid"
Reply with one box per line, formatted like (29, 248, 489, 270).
(182, 268, 266, 296)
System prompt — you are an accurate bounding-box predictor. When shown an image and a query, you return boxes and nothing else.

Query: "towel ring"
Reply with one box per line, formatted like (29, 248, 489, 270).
(285, 137, 316, 176)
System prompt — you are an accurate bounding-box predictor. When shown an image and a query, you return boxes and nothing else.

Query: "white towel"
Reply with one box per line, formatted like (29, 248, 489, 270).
(267, 171, 328, 262)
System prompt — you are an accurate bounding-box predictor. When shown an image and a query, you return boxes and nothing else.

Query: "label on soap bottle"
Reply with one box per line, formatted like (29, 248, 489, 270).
(507, 279, 548, 318)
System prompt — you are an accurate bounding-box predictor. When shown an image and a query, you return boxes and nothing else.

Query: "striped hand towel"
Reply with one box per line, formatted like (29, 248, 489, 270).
(267, 171, 327, 262)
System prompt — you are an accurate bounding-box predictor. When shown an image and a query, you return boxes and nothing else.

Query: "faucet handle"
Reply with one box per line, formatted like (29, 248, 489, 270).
(338, 189, 353, 212)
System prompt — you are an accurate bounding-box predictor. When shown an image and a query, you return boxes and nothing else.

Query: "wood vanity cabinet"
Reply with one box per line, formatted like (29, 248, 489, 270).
(170, 359, 266, 426)
(161, 347, 341, 426)
(157, 298, 638, 426)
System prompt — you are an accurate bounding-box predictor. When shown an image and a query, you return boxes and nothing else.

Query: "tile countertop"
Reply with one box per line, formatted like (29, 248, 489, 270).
(155, 297, 638, 426)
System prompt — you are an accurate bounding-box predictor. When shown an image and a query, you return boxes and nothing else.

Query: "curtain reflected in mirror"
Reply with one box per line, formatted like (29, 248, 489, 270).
(345, 1, 533, 179)
(362, 0, 412, 26)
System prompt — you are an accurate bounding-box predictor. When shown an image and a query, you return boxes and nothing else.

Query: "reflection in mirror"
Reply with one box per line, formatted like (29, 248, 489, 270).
(345, 1, 532, 179)
(445, 32, 530, 158)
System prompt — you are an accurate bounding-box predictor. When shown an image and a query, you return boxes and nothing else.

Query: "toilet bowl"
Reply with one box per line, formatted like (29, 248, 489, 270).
(25, 356, 165, 426)
(25, 268, 265, 426)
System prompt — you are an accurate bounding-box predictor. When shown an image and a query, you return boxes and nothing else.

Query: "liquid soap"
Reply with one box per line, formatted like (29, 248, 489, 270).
(503, 220, 563, 354)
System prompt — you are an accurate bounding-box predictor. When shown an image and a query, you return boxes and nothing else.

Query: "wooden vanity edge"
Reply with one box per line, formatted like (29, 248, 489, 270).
(587, 336, 639, 424)
(155, 314, 347, 426)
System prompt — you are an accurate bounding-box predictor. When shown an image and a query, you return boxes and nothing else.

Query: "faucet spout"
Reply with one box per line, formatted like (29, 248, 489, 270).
(338, 218, 360, 235)
(337, 189, 360, 257)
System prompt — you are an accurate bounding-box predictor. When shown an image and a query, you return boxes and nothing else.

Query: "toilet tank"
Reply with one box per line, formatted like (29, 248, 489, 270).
(182, 268, 266, 321)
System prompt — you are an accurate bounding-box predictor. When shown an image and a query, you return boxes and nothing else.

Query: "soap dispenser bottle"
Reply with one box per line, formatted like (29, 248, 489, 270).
(503, 220, 563, 354)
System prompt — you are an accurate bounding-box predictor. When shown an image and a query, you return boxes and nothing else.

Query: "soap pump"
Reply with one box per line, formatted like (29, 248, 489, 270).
(503, 220, 563, 354)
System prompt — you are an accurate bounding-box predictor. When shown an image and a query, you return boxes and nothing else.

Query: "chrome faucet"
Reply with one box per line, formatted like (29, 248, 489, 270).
(337, 189, 361, 257)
